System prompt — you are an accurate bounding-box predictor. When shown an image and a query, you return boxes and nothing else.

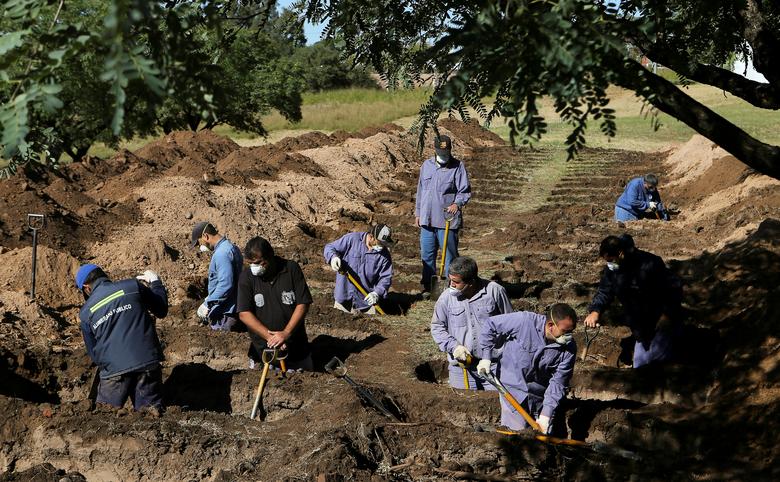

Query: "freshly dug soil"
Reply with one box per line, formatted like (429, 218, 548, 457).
(1, 119, 779, 481)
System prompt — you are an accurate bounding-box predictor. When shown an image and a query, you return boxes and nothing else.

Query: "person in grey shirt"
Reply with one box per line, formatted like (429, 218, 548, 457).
(430, 256, 512, 390)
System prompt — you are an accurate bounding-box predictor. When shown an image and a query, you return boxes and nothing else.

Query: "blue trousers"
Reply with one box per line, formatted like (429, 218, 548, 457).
(633, 325, 680, 368)
(420, 226, 459, 287)
(97, 366, 163, 410)
(615, 205, 639, 222)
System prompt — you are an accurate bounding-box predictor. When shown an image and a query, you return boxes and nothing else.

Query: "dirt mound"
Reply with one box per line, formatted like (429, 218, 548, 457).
(664, 134, 729, 186)
(437, 118, 505, 148)
(0, 247, 81, 308)
(668, 155, 754, 206)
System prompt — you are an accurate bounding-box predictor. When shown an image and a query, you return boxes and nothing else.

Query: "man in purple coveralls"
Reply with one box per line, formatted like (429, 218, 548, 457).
(415, 135, 471, 294)
(323, 224, 395, 314)
(477, 303, 578, 434)
(430, 256, 513, 390)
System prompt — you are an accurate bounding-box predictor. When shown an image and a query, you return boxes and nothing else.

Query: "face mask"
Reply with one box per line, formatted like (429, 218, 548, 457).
(436, 154, 449, 165)
(371, 244, 384, 252)
(199, 244, 211, 253)
(606, 261, 619, 271)
(250, 264, 265, 276)
(554, 333, 573, 345)
(448, 286, 463, 297)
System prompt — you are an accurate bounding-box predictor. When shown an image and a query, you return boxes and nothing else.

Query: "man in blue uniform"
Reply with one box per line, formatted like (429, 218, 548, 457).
(415, 135, 471, 293)
(190, 221, 243, 330)
(584, 235, 683, 367)
(76, 264, 168, 410)
(615, 174, 670, 222)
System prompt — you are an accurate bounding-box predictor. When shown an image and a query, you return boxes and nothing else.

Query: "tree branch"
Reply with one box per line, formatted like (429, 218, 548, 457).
(615, 62, 780, 179)
(740, 0, 780, 85)
(642, 43, 780, 110)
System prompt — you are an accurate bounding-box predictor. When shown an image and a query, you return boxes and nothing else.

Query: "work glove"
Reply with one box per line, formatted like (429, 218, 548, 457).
(136, 270, 159, 284)
(197, 302, 209, 320)
(364, 291, 379, 305)
(452, 345, 472, 363)
(330, 256, 342, 272)
(647, 201, 658, 211)
(476, 359, 491, 376)
(536, 415, 551, 434)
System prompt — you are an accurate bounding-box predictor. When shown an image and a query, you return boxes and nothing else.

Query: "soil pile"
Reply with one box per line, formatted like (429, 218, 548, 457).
(0, 246, 81, 308)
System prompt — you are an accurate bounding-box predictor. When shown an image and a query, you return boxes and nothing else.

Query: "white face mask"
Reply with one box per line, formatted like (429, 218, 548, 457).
(435, 154, 449, 165)
(554, 333, 573, 345)
(250, 264, 265, 276)
(448, 286, 463, 297)
(606, 261, 619, 271)
(371, 244, 384, 252)
(199, 244, 211, 253)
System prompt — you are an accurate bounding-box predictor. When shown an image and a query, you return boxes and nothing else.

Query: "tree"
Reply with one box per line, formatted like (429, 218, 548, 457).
(295, 0, 780, 179)
(293, 39, 377, 92)
(0, 0, 286, 174)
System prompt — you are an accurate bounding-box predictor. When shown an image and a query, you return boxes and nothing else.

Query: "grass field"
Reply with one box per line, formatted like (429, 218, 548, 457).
(9, 82, 780, 165)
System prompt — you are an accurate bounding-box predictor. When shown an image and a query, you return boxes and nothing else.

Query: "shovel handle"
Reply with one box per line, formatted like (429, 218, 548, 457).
(481, 372, 542, 432)
(438, 219, 450, 278)
(342, 270, 386, 315)
(250, 362, 271, 420)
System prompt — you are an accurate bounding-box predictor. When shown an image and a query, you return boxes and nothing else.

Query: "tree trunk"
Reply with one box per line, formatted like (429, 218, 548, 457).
(616, 64, 780, 180)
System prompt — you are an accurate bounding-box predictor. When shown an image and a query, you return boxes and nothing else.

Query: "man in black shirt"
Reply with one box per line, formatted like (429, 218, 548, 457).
(237, 236, 314, 371)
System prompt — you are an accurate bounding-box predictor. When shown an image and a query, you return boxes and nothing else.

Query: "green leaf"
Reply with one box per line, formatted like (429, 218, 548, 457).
(0, 30, 30, 56)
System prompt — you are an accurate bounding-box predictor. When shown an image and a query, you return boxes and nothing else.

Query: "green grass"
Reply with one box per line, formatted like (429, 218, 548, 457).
(489, 84, 780, 152)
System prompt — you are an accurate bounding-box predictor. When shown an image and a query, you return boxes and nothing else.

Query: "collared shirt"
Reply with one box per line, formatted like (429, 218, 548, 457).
(236, 257, 313, 361)
(415, 157, 471, 230)
(615, 177, 667, 218)
(205, 237, 243, 319)
(323, 232, 393, 309)
(478, 311, 576, 418)
(588, 249, 682, 342)
(431, 278, 513, 359)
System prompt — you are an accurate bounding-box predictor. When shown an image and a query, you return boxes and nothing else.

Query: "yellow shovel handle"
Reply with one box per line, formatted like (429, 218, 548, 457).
(345, 271, 386, 315)
(438, 219, 450, 277)
(500, 385, 542, 432)
(462, 366, 469, 390)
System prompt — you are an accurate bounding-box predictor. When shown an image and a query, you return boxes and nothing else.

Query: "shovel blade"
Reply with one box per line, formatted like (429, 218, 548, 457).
(430, 275, 446, 300)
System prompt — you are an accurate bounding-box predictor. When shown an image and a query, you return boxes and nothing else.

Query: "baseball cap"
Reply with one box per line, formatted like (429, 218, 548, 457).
(434, 135, 452, 160)
(372, 224, 396, 247)
(190, 221, 211, 248)
(75, 264, 100, 290)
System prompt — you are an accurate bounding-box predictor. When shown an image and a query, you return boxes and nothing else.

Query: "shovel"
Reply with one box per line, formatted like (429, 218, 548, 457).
(430, 211, 455, 299)
(480, 371, 587, 447)
(249, 348, 279, 420)
(325, 357, 399, 421)
(339, 265, 386, 315)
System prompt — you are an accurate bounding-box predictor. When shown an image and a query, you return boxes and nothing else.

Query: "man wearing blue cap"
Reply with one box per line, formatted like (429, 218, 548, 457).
(415, 135, 472, 294)
(76, 264, 168, 410)
(190, 221, 243, 330)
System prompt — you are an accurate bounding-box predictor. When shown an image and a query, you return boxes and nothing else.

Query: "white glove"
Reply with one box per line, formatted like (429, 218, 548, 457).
(536, 414, 551, 434)
(136, 270, 159, 284)
(452, 345, 471, 363)
(197, 302, 209, 319)
(330, 256, 342, 272)
(476, 359, 491, 376)
(364, 291, 379, 305)
(648, 201, 658, 211)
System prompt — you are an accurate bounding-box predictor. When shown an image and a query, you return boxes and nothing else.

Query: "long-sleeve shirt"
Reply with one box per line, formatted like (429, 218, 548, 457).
(431, 279, 513, 389)
(478, 312, 576, 418)
(205, 237, 243, 320)
(323, 232, 393, 310)
(615, 177, 668, 220)
(588, 249, 682, 342)
(415, 157, 471, 230)
(80, 277, 168, 378)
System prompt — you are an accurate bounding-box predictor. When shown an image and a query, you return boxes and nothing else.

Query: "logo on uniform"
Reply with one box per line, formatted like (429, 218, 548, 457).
(281, 291, 296, 305)
(254, 294, 265, 307)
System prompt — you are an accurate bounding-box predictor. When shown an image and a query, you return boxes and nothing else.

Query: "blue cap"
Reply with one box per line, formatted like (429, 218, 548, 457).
(75, 264, 100, 290)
